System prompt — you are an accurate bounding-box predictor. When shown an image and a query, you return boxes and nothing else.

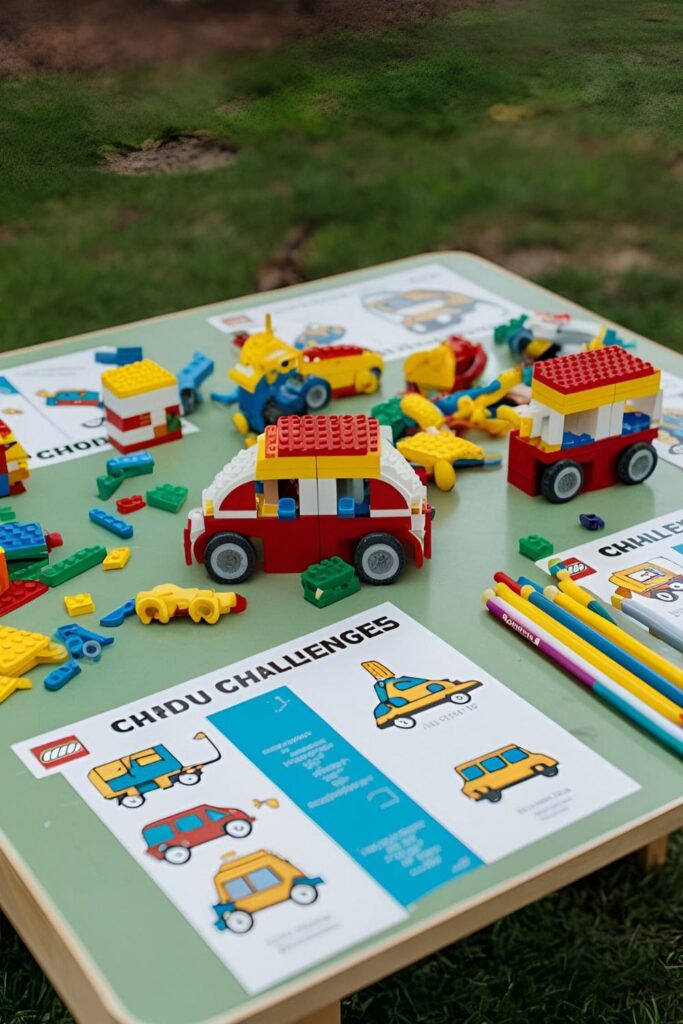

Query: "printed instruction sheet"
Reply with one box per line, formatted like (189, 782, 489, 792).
(536, 510, 683, 648)
(655, 371, 683, 471)
(14, 604, 638, 994)
(207, 262, 527, 359)
(0, 347, 197, 470)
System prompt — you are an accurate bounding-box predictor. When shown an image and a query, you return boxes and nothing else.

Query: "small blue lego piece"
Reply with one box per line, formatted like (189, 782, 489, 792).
(99, 598, 136, 627)
(82, 639, 102, 662)
(44, 660, 82, 692)
(95, 347, 143, 366)
(622, 411, 651, 435)
(55, 623, 115, 649)
(0, 521, 46, 556)
(337, 497, 355, 518)
(177, 352, 215, 415)
(89, 508, 134, 539)
(277, 497, 296, 520)
(106, 451, 154, 478)
(579, 513, 605, 531)
(562, 432, 594, 450)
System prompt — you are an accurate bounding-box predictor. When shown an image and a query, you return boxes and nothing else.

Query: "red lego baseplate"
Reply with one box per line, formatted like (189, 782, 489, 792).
(0, 579, 49, 616)
(264, 414, 381, 459)
(533, 347, 656, 395)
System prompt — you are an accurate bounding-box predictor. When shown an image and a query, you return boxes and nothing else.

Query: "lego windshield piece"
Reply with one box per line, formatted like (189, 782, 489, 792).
(13, 603, 638, 995)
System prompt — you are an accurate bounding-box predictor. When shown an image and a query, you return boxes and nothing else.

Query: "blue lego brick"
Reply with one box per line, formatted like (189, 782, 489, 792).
(0, 522, 47, 558)
(95, 347, 143, 366)
(561, 432, 594, 450)
(178, 352, 214, 394)
(622, 411, 651, 435)
(106, 451, 155, 478)
(579, 513, 605, 531)
(99, 598, 136, 627)
(0, 475, 10, 498)
(88, 508, 134, 539)
(277, 497, 296, 520)
(44, 660, 81, 692)
(55, 623, 115, 647)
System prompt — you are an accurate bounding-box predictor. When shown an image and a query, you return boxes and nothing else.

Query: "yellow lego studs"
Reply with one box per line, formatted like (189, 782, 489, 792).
(64, 593, 96, 617)
(103, 547, 131, 571)
(0, 674, 32, 704)
(101, 360, 177, 400)
(0, 626, 68, 677)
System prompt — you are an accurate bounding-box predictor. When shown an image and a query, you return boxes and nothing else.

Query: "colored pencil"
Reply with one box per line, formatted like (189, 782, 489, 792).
(548, 561, 615, 623)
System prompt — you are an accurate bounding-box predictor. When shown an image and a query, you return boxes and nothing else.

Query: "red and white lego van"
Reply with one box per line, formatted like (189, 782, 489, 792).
(184, 414, 433, 585)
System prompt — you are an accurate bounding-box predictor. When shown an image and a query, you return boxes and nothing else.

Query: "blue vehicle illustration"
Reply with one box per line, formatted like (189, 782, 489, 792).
(87, 732, 221, 808)
(659, 408, 683, 456)
(293, 323, 347, 349)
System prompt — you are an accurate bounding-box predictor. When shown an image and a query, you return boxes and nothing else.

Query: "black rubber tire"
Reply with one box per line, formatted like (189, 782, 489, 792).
(354, 533, 405, 585)
(204, 532, 256, 584)
(540, 460, 584, 503)
(616, 442, 658, 485)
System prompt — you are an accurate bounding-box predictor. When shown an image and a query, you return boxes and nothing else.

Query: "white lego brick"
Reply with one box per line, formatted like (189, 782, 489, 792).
(316, 477, 338, 516)
(102, 383, 180, 419)
(299, 477, 319, 517)
(204, 445, 258, 511)
(379, 443, 425, 509)
(106, 422, 157, 448)
(609, 400, 625, 436)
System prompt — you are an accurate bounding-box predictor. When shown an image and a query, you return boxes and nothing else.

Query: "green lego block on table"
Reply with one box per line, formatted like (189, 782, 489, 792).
(146, 484, 188, 514)
(0, 508, 17, 523)
(10, 559, 49, 581)
(519, 534, 554, 560)
(96, 474, 122, 500)
(370, 395, 406, 442)
(40, 546, 107, 587)
(301, 556, 361, 608)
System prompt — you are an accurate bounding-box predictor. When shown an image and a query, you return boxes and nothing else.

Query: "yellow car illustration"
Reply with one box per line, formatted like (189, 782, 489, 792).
(135, 584, 247, 624)
(362, 289, 478, 334)
(609, 560, 683, 603)
(364, 661, 483, 730)
(455, 744, 559, 803)
(213, 850, 324, 933)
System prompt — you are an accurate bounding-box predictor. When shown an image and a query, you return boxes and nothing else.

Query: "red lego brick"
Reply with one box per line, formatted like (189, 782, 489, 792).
(268, 414, 380, 459)
(303, 345, 366, 361)
(108, 430, 182, 454)
(0, 579, 48, 616)
(116, 495, 146, 513)
(533, 347, 656, 395)
(45, 532, 63, 551)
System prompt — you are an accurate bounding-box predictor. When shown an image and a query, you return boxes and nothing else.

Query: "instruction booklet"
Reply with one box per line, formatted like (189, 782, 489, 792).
(14, 603, 638, 994)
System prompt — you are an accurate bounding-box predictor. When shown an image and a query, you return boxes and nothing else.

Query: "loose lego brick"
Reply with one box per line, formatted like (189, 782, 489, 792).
(96, 474, 123, 500)
(0, 522, 48, 560)
(44, 660, 81, 692)
(106, 450, 155, 479)
(146, 483, 188, 514)
(95, 346, 143, 366)
(40, 546, 107, 587)
(10, 559, 48, 581)
(99, 598, 136, 627)
(519, 534, 554, 560)
(0, 674, 32, 703)
(45, 532, 63, 551)
(64, 593, 96, 617)
(301, 556, 361, 608)
(579, 513, 605, 531)
(0, 507, 16, 523)
(0, 579, 48, 616)
(116, 495, 145, 514)
(55, 623, 114, 657)
(103, 546, 131, 570)
(0, 625, 67, 677)
(89, 508, 134, 539)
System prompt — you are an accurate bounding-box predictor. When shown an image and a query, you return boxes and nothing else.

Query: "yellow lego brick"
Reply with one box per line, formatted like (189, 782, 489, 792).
(531, 379, 616, 414)
(203, 499, 214, 517)
(102, 360, 177, 399)
(613, 370, 661, 401)
(397, 432, 485, 469)
(537, 440, 562, 453)
(0, 626, 68, 677)
(400, 393, 445, 430)
(254, 434, 317, 481)
(64, 593, 96, 616)
(316, 452, 381, 480)
(103, 547, 131, 571)
(0, 674, 32, 704)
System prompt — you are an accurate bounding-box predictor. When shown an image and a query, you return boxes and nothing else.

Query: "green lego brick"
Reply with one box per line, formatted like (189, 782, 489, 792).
(519, 534, 554, 560)
(40, 545, 107, 587)
(96, 474, 122, 500)
(146, 484, 188, 514)
(301, 556, 361, 608)
(0, 507, 17, 523)
(4, 543, 48, 563)
(10, 558, 49, 581)
(370, 395, 406, 442)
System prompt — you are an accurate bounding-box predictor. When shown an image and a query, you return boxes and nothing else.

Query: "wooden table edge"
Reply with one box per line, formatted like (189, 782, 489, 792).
(3, 799, 682, 1024)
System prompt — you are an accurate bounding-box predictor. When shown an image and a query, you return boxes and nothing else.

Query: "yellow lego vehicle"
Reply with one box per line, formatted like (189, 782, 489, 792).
(609, 559, 683, 603)
(88, 732, 221, 808)
(455, 744, 558, 803)
(135, 583, 247, 624)
(213, 850, 324, 933)
(364, 661, 483, 729)
(396, 431, 501, 491)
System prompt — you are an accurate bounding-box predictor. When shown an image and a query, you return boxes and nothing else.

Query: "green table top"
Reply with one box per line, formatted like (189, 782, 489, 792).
(1, 253, 682, 1024)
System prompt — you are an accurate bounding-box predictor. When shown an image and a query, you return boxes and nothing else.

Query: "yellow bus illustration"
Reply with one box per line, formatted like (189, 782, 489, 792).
(455, 744, 559, 803)
(212, 850, 323, 933)
(609, 558, 683, 603)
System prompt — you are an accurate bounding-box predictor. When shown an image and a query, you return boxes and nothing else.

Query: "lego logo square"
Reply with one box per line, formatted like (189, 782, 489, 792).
(31, 735, 89, 769)
(560, 556, 596, 581)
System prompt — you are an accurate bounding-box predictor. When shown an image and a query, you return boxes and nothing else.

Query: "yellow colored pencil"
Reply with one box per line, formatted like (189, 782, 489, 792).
(494, 582, 683, 726)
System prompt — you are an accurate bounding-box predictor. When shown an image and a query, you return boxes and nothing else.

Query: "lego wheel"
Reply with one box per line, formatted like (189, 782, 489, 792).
(540, 460, 584, 503)
(204, 533, 256, 584)
(189, 596, 221, 624)
(304, 380, 332, 411)
(225, 819, 252, 839)
(354, 532, 405, 585)
(178, 771, 200, 785)
(136, 595, 170, 624)
(120, 795, 144, 809)
(164, 846, 191, 865)
(616, 442, 657, 485)
(290, 883, 319, 905)
(449, 692, 471, 704)
(392, 716, 416, 729)
(224, 910, 254, 933)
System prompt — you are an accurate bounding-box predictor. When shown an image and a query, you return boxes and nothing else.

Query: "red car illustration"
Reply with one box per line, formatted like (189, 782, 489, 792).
(142, 803, 255, 865)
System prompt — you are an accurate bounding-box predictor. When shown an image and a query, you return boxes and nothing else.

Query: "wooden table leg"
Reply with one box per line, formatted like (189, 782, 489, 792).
(296, 1003, 341, 1024)
(638, 834, 668, 872)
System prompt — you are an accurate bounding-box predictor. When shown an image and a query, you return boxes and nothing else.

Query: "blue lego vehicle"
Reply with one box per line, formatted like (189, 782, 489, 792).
(211, 369, 331, 434)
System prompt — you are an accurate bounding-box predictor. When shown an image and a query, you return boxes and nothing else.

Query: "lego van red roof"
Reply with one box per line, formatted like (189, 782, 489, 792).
(533, 347, 656, 395)
(264, 414, 380, 459)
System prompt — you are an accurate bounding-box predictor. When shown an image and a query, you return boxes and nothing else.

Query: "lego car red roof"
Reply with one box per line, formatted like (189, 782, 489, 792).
(265, 414, 381, 459)
(303, 345, 365, 360)
(533, 346, 656, 395)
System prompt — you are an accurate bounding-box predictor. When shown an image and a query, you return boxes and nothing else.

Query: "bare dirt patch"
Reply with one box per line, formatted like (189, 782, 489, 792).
(103, 132, 237, 176)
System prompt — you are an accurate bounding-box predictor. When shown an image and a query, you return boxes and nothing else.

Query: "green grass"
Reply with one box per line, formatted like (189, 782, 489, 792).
(0, 0, 682, 351)
(2, 831, 682, 1024)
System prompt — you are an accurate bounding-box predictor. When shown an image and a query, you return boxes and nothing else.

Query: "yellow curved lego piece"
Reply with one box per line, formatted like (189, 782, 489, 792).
(403, 343, 456, 394)
(397, 431, 485, 468)
(399, 393, 445, 430)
